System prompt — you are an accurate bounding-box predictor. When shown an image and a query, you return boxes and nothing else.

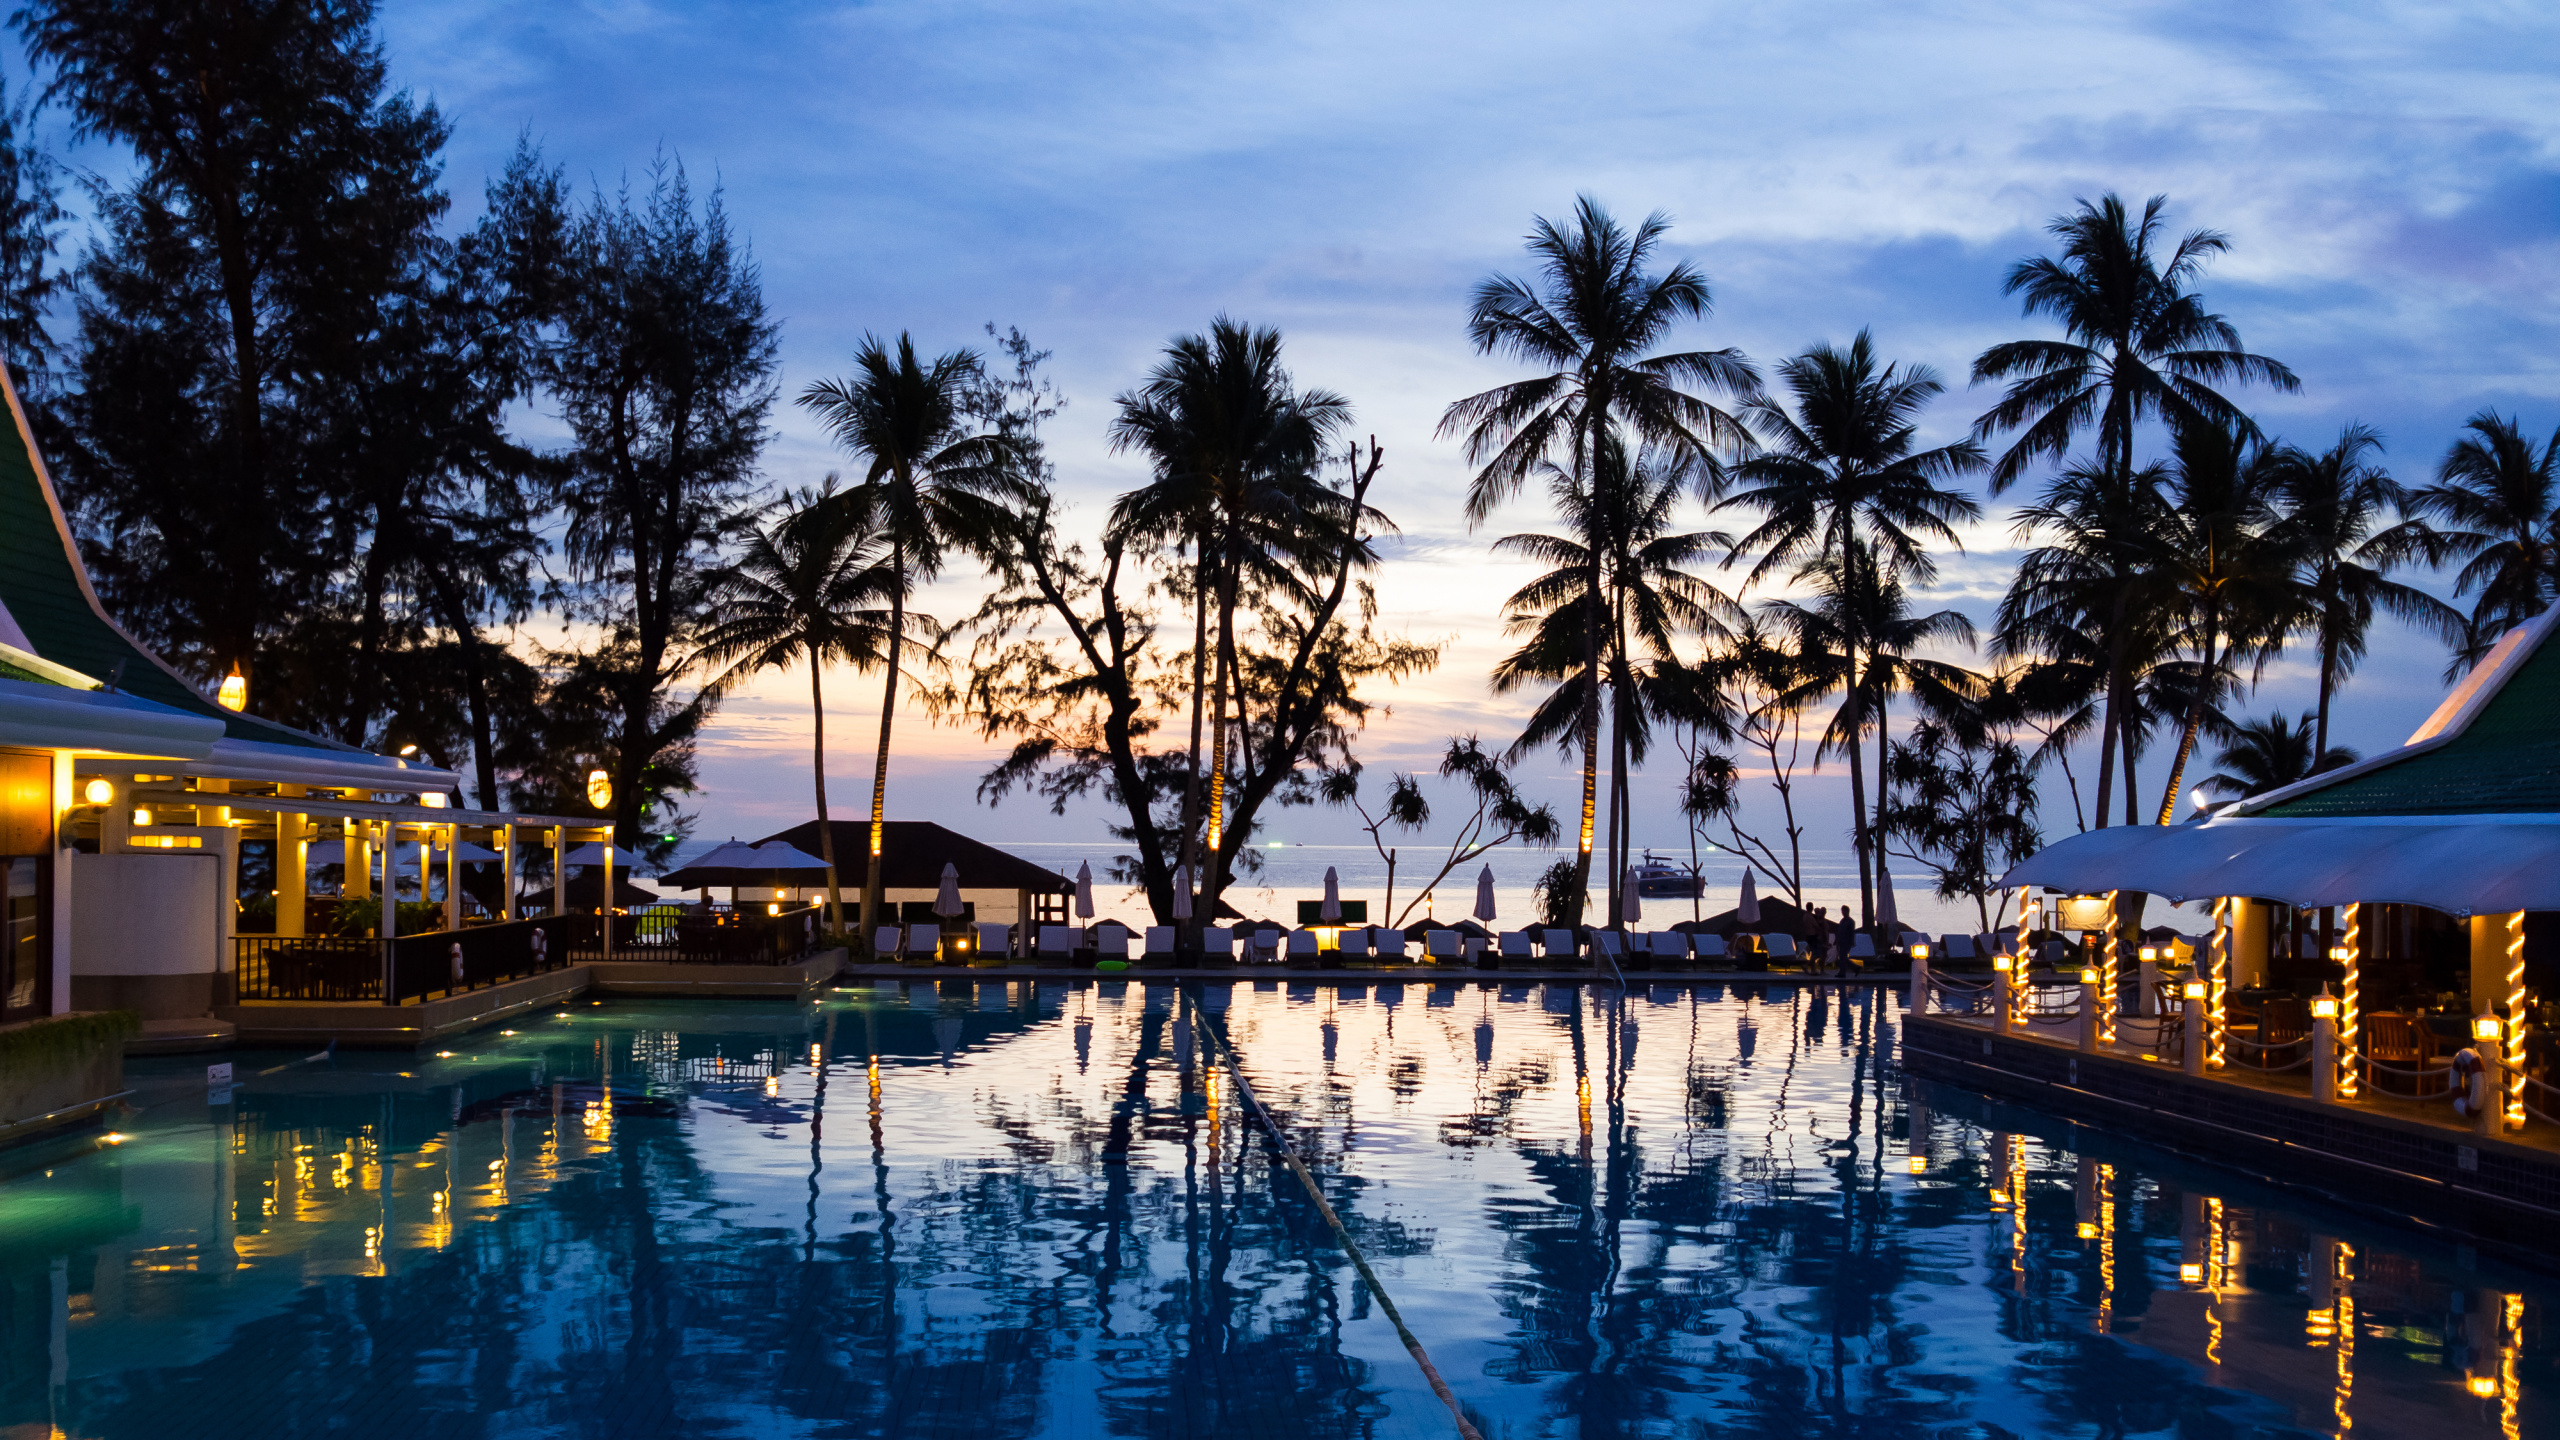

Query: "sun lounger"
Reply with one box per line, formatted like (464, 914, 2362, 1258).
(1286, 929, 1320, 966)
(873, 925, 904, 960)
(1202, 925, 1235, 964)
(1426, 929, 1461, 963)
(1848, 933, 1878, 963)
(1039, 925, 1075, 962)
(1592, 930, 1627, 968)
(977, 922, 1013, 961)
(1375, 927, 1408, 962)
(907, 923, 942, 963)
(1095, 923, 1131, 961)
(1763, 933, 1799, 969)
(1144, 926, 1177, 964)
(1336, 927, 1372, 961)
(1938, 933, 1977, 963)
(1498, 930, 1534, 968)
(1694, 933, 1728, 966)
(1541, 928, 1578, 965)
(1644, 931, 1685, 969)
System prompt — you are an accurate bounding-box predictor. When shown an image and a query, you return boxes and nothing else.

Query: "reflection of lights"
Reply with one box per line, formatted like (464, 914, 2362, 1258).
(2180, 1262, 2205, 1285)
(436, 1051, 455, 1058)
(2306, 1306, 2338, 1340)
(500, 1030, 516, 1036)
(1908, 1155, 1928, 1174)
(2471, 1376, 2503, 1399)
(101, 1132, 127, 1144)
(2076, 1222, 2098, 1240)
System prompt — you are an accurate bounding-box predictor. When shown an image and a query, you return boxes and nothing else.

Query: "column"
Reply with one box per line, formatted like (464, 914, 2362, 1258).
(278, 804, 307, 937)
(550, 826, 566, 919)
(599, 827, 615, 955)
(2469, 913, 2518, 1017)
(48, 751, 70, 1017)
(346, 819, 371, 900)
(444, 823, 462, 933)
(2336, 903, 2362, 1101)
(500, 823, 517, 922)
(2231, 901, 2268, 990)
(379, 823, 397, 941)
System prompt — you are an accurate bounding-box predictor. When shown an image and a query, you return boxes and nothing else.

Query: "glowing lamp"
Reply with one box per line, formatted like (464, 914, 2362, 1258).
(215, 667, 246, 712)
(130, 808, 150, 827)
(2076, 1222, 2100, 1240)
(2474, 1014, 2504, 1043)
(2180, 1262, 2205, 1285)
(774, 888, 785, 900)
(2310, 994, 2339, 1020)
(2188, 785, 2211, 813)
(81, 777, 111, 805)
(420, 792, 445, 808)
(2469, 1376, 2502, 1399)
(2328, 946, 2350, 962)
(2183, 979, 2208, 1000)
(1991, 953, 2013, 974)
(2079, 966, 2101, 985)
(1906, 1155, 1927, 1174)
(1911, 943, 1931, 960)
(585, 768, 613, 809)
(2139, 946, 2158, 962)
(767, 902, 780, 916)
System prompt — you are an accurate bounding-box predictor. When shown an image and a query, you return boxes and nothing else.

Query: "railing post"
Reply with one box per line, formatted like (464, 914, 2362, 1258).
(1908, 955, 1929, 1017)
(2183, 993, 2205, 1077)
(1993, 966, 2014, 1035)
(380, 936, 395, 1007)
(2478, 1044, 2504, 1138)
(2080, 973, 2101, 1054)
(2312, 1015, 2336, 1103)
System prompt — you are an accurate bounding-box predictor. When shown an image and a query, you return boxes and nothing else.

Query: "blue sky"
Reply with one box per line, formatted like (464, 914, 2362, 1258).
(47, 3, 2560, 904)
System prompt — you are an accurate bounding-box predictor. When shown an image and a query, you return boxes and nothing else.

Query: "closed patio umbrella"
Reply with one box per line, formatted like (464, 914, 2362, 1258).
(932, 862, 964, 918)
(1171, 866, 1194, 920)
(1877, 866, 1899, 933)
(1738, 870, 1761, 926)
(1473, 865, 1497, 922)
(1321, 867, 1342, 922)
(1621, 867, 1642, 925)
(1075, 861, 1095, 920)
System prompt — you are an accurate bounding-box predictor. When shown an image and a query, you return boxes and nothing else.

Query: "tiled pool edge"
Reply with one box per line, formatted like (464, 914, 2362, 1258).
(1905, 1012, 2560, 1262)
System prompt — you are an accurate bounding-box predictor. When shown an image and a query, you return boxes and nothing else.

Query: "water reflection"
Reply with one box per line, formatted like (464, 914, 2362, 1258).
(0, 980, 2544, 1438)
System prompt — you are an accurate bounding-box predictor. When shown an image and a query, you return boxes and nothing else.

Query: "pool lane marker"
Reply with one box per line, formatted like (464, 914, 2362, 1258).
(1181, 988, 1487, 1440)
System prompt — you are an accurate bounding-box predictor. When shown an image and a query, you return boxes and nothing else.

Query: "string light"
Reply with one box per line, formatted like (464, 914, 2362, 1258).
(2100, 893, 2120, 1045)
(2507, 912, 2528, 1127)
(2337, 904, 2361, 1100)
(2209, 898, 2230, 1068)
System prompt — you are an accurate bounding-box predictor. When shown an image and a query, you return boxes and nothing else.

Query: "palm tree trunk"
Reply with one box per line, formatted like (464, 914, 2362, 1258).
(2092, 591, 2128, 830)
(2155, 615, 2218, 825)
(810, 639, 842, 933)
(1872, 686, 1893, 927)
(2315, 626, 2338, 763)
(1844, 679, 1872, 929)
(1177, 540, 1210, 926)
(1570, 569, 1600, 927)
(1206, 563, 1238, 902)
(861, 541, 905, 956)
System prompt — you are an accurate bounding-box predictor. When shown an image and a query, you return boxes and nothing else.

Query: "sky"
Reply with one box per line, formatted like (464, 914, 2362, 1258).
(41, 1, 2560, 925)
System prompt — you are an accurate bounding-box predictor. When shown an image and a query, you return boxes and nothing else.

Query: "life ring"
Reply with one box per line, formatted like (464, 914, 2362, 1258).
(2452, 1047, 2492, 1116)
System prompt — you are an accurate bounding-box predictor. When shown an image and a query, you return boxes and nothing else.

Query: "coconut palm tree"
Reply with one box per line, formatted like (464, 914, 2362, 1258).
(1105, 320, 1353, 910)
(2397, 410, 2560, 649)
(1442, 196, 1759, 919)
(798, 334, 1023, 951)
(2197, 711, 2357, 799)
(1722, 331, 1983, 919)
(691, 479, 906, 931)
(1492, 436, 1739, 926)
(1972, 193, 2297, 827)
(2143, 421, 2301, 823)
(2267, 425, 2461, 759)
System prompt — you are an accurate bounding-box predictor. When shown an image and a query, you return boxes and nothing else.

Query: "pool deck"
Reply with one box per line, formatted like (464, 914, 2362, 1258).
(835, 960, 1901, 984)
(1905, 1010, 2560, 1260)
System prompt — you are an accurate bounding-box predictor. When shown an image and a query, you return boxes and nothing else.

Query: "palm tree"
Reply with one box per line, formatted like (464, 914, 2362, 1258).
(1493, 437, 1739, 927)
(798, 334, 1022, 951)
(1106, 320, 1352, 911)
(2197, 711, 2357, 799)
(1722, 331, 1983, 920)
(2144, 422, 2299, 823)
(1972, 193, 2297, 827)
(2398, 410, 2560, 648)
(691, 479, 905, 931)
(2268, 425, 2460, 759)
(1442, 196, 1759, 919)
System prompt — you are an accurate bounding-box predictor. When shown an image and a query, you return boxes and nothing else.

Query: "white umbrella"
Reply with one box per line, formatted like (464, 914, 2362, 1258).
(564, 843, 640, 869)
(1171, 865, 1194, 920)
(1621, 867, 1642, 924)
(1877, 865, 1900, 933)
(932, 861, 964, 918)
(673, 839, 765, 873)
(1472, 865, 1498, 922)
(1738, 870, 1761, 926)
(1321, 866, 1342, 922)
(1075, 860, 1095, 919)
(747, 840, 831, 870)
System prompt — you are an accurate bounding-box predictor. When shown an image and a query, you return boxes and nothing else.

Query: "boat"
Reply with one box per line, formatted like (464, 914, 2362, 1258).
(1631, 850, 1704, 898)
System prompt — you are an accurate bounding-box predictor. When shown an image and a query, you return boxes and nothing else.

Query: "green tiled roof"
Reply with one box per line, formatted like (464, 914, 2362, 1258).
(0, 393, 341, 751)
(0, 656, 55, 687)
(2259, 632, 2560, 817)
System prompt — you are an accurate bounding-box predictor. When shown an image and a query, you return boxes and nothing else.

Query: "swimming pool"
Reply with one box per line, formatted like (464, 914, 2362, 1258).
(7, 979, 2548, 1438)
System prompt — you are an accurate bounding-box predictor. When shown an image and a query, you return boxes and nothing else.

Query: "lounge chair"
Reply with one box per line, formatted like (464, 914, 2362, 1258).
(1425, 929, 1461, 963)
(1375, 927, 1408, 962)
(1938, 934, 1977, 963)
(1695, 933, 1729, 966)
(1202, 925, 1235, 965)
(1848, 933, 1878, 964)
(1336, 927, 1372, 962)
(1144, 926, 1177, 965)
(1646, 931, 1687, 969)
(1038, 925, 1075, 963)
(1249, 927, 1282, 963)
(1592, 930, 1628, 968)
(1972, 932, 1999, 961)
(907, 923, 942, 963)
(1541, 928, 1579, 966)
(1095, 923, 1131, 962)
(1286, 929, 1321, 967)
(977, 922, 1013, 961)
(873, 925, 903, 961)
(1763, 933, 1799, 970)
(1498, 930, 1534, 969)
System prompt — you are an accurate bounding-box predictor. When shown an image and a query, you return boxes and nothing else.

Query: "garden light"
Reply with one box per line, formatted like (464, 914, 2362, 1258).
(2328, 946, 2350, 962)
(2183, 980, 2207, 1000)
(2079, 967, 2100, 984)
(2474, 1014, 2503, 1043)
(2310, 994, 2338, 1020)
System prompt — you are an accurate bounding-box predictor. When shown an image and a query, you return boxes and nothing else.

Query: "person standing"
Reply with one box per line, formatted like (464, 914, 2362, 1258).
(1835, 906, 1858, 976)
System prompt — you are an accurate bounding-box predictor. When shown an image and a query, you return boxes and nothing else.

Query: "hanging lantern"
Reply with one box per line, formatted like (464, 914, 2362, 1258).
(215, 666, 247, 712)
(585, 768, 613, 810)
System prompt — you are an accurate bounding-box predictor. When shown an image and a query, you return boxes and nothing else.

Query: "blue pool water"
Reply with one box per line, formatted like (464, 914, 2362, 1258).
(6, 980, 2550, 1438)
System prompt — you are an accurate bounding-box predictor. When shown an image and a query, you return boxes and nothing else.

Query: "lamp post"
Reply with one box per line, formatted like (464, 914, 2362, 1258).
(2473, 1012, 2506, 1138)
(2310, 989, 2339, 1103)
(2079, 966, 2101, 1054)
(2182, 979, 2208, 1077)
(1991, 952, 2014, 1035)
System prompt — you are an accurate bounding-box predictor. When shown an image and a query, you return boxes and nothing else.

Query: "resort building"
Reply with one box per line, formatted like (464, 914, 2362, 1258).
(0, 372, 614, 1051)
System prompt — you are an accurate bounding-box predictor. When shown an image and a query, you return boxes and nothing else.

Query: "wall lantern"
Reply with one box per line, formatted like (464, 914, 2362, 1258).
(215, 666, 247, 712)
(81, 777, 112, 806)
(585, 769, 613, 810)
(2469, 1377, 2503, 1399)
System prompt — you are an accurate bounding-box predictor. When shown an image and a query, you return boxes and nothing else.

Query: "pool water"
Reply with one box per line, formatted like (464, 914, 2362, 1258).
(4, 980, 2550, 1438)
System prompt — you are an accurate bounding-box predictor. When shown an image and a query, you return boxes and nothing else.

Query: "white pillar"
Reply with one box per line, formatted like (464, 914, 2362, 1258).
(48, 751, 71, 1017)
(2312, 1014, 2337, 1103)
(599, 828, 615, 955)
(444, 824, 462, 933)
(1994, 968, 2014, 1034)
(2080, 976, 2101, 1054)
(2138, 954, 2159, 1017)
(379, 822, 396, 941)
(500, 823, 517, 922)
(551, 826, 566, 919)
(278, 807, 307, 936)
(1907, 955, 1929, 1017)
(2183, 993, 2205, 1077)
